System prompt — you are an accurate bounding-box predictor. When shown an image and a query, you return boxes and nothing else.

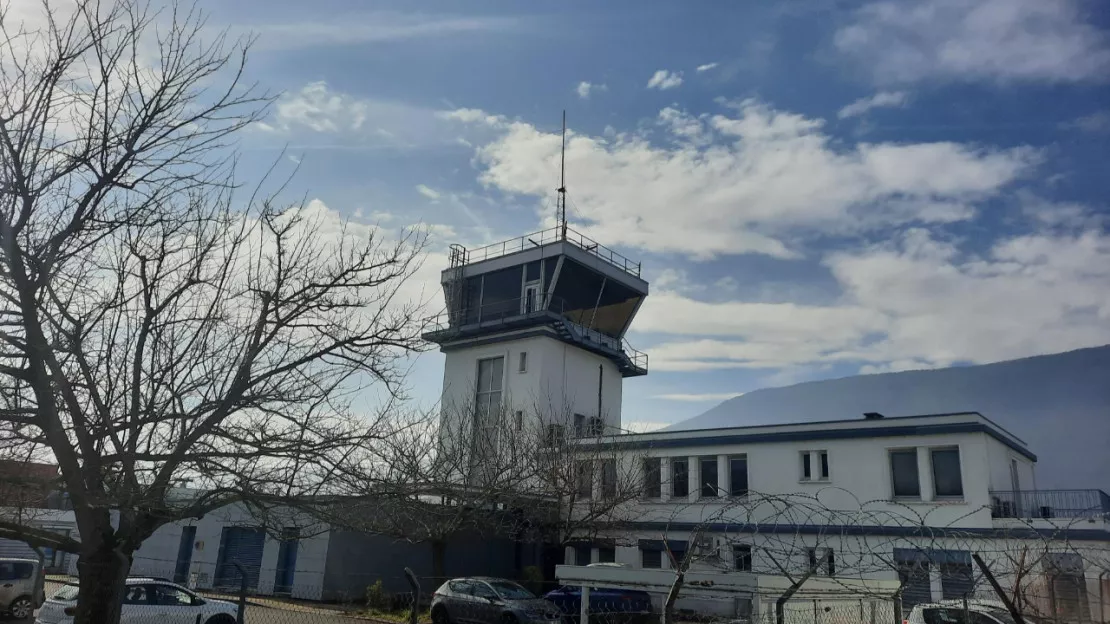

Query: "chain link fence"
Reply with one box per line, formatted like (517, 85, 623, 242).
(33, 566, 1110, 624)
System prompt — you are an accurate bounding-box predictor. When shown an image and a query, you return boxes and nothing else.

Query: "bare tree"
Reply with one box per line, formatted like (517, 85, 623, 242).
(0, 2, 427, 622)
(318, 399, 651, 580)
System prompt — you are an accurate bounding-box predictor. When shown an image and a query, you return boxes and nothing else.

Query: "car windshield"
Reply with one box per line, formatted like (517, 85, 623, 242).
(53, 585, 80, 601)
(488, 580, 535, 600)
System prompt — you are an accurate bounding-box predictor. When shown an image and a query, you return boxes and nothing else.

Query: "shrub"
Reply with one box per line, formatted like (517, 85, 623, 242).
(366, 580, 392, 610)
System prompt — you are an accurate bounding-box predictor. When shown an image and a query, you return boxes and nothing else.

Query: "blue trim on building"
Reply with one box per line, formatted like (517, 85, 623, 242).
(591, 422, 1037, 461)
(625, 522, 1110, 541)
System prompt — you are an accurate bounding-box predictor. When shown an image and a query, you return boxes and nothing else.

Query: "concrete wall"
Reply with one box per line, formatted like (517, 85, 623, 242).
(440, 334, 624, 434)
(115, 504, 330, 600)
(594, 428, 1003, 528)
(985, 435, 1037, 493)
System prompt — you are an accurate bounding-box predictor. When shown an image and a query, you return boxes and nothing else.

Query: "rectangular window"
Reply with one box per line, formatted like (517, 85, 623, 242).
(514, 410, 523, 430)
(575, 545, 592, 566)
(587, 416, 605, 436)
(820, 451, 830, 480)
(576, 461, 593, 499)
(518, 351, 528, 373)
(545, 424, 565, 446)
(574, 413, 586, 437)
(601, 459, 617, 499)
(598, 547, 616, 563)
(729, 456, 749, 497)
(670, 547, 686, 569)
(807, 548, 835, 576)
(642, 549, 662, 569)
(734, 545, 753, 572)
(475, 357, 504, 429)
(700, 457, 719, 498)
(802, 452, 811, 480)
(890, 449, 921, 498)
(931, 448, 964, 498)
(643, 458, 662, 499)
(672, 458, 689, 498)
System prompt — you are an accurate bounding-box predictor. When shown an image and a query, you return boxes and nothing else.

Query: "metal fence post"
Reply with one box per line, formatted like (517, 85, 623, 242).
(230, 561, 247, 624)
(404, 567, 422, 624)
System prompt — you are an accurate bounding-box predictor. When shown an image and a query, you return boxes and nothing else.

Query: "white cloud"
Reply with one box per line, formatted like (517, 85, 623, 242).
(240, 13, 520, 51)
(1062, 111, 1110, 133)
(635, 226, 1110, 373)
(416, 184, 442, 201)
(838, 91, 909, 119)
(259, 82, 472, 150)
(651, 393, 743, 402)
(576, 82, 607, 99)
(647, 70, 684, 90)
(696, 62, 719, 73)
(834, 0, 1110, 84)
(262, 82, 370, 133)
(450, 100, 1037, 260)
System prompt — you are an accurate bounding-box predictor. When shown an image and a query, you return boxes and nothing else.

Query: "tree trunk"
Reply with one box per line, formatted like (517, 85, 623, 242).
(431, 539, 447, 581)
(74, 544, 132, 624)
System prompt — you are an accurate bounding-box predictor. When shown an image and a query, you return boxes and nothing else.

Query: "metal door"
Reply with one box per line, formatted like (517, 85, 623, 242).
(274, 528, 299, 594)
(174, 526, 197, 585)
(940, 562, 975, 600)
(213, 526, 266, 589)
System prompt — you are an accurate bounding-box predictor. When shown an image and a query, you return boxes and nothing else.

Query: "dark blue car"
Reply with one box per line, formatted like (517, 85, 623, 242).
(544, 585, 653, 624)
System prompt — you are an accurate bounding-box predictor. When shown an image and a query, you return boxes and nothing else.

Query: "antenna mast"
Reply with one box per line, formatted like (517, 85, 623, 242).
(557, 110, 567, 240)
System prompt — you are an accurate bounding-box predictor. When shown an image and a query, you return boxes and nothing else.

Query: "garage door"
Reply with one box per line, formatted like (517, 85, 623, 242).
(213, 527, 266, 589)
(0, 538, 36, 560)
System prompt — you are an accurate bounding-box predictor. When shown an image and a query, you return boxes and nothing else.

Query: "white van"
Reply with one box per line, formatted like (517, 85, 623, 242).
(0, 558, 45, 620)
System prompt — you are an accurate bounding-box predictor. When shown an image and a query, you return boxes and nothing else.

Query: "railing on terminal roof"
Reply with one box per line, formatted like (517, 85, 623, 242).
(990, 489, 1110, 520)
(448, 226, 642, 278)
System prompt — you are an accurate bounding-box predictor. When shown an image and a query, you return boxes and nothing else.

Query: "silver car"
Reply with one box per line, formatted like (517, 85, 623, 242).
(431, 578, 564, 624)
(0, 559, 44, 620)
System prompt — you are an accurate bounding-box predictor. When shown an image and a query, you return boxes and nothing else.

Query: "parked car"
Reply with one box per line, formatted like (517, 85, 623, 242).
(907, 600, 1027, 624)
(0, 558, 44, 620)
(35, 578, 238, 624)
(431, 577, 565, 624)
(544, 581, 653, 624)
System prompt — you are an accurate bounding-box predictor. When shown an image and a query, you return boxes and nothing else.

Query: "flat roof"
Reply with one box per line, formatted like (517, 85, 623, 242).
(584, 412, 1036, 461)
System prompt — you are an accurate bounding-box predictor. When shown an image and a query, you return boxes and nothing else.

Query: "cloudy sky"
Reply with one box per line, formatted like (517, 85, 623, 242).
(181, 0, 1109, 429)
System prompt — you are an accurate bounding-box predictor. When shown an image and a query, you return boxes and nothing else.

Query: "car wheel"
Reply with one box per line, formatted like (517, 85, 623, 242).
(204, 615, 236, 624)
(501, 613, 519, 624)
(8, 597, 33, 620)
(432, 606, 452, 624)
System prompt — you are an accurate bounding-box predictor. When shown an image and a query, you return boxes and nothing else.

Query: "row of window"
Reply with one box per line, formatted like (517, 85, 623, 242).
(576, 460, 619, 499)
(640, 456, 749, 499)
(635, 544, 832, 575)
(890, 447, 964, 499)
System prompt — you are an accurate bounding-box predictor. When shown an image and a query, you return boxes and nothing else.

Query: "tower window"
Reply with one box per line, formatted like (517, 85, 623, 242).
(474, 357, 504, 454)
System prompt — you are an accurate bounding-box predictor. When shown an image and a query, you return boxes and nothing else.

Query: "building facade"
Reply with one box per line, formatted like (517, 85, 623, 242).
(565, 412, 1110, 615)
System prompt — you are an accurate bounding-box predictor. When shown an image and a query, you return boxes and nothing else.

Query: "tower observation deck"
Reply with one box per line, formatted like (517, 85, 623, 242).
(423, 225, 649, 377)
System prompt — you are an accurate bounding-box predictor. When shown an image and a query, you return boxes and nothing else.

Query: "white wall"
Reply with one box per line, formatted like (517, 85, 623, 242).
(593, 429, 1001, 528)
(440, 333, 625, 433)
(120, 504, 330, 601)
(985, 436, 1036, 493)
